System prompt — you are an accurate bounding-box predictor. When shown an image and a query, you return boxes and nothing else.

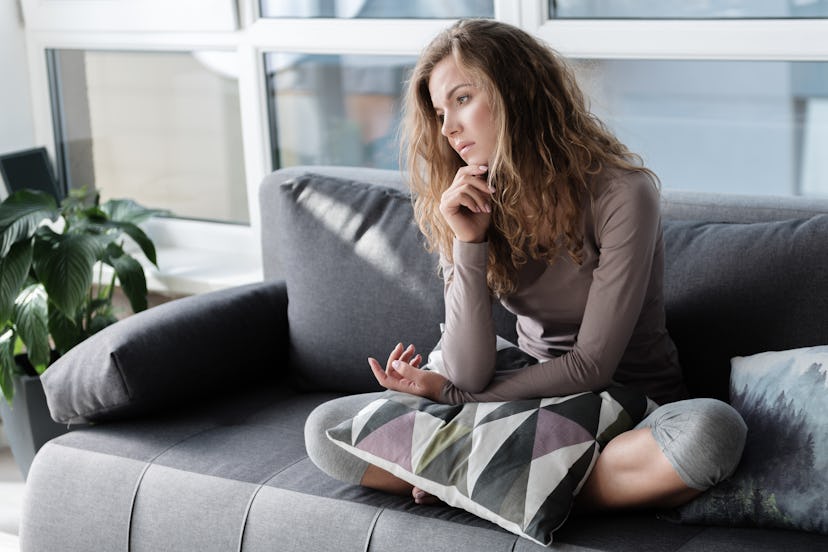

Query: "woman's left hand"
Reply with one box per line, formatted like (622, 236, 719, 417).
(368, 343, 448, 402)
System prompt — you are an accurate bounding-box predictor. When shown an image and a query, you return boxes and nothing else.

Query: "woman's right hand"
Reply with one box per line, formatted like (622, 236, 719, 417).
(439, 165, 493, 243)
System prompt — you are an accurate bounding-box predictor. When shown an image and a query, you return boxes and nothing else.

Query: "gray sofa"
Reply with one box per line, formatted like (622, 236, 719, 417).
(20, 166, 828, 551)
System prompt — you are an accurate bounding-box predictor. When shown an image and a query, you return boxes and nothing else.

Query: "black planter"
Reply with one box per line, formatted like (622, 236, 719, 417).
(0, 370, 72, 479)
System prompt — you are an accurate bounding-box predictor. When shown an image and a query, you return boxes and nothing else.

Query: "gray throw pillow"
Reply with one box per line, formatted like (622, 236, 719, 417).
(662, 215, 828, 401)
(672, 345, 828, 534)
(275, 173, 445, 393)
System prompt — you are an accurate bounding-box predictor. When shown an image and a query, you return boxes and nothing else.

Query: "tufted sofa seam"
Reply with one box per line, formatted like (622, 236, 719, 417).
(363, 507, 385, 552)
(124, 425, 222, 552)
(237, 454, 313, 552)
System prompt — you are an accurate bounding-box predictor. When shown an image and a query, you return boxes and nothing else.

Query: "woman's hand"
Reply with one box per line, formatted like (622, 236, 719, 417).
(439, 165, 494, 243)
(368, 343, 448, 402)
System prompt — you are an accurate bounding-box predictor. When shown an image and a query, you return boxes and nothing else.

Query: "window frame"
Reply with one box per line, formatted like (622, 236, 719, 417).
(19, 0, 828, 293)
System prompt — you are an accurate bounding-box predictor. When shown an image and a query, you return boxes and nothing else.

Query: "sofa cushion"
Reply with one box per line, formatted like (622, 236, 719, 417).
(327, 383, 650, 546)
(275, 173, 447, 393)
(673, 345, 828, 534)
(662, 215, 828, 401)
(26, 384, 828, 552)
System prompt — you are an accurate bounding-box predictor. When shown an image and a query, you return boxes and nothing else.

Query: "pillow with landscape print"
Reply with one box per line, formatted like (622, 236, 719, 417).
(674, 345, 828, 534)
(327, 339, 651, 546)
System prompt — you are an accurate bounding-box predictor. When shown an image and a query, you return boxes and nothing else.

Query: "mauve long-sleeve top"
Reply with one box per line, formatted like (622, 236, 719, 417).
(438, 169, 688, 406)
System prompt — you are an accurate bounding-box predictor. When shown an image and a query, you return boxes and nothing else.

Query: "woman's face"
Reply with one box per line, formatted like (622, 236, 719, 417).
(428, 56, 496, 167)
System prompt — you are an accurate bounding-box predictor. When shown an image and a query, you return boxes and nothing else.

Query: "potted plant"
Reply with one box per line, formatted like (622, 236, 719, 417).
(0, 187, 166, 477)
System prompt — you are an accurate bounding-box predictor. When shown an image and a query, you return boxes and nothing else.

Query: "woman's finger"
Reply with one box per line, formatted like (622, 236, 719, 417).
(370, 357, 402, 391)
(399, 344, 417, 363)
(385, 342, 404, 373)
(452, 165, 492, 195)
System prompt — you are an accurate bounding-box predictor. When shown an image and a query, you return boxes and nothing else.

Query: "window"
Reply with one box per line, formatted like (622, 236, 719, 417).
(50, 49, 248, 223)
(573, 59, 828, 195)
(264, 53, 416, 170)
(260, 0, 493, 19)
(16, 0, 828, 292)
(550, 0, 828, 19)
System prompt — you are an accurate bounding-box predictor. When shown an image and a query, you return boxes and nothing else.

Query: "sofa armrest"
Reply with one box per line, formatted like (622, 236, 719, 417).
(41, 280, 289, 424)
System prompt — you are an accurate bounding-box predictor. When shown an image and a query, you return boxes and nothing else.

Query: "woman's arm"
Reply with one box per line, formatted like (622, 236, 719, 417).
(442, 176, 662, 404)
(437, 238, 498, 392)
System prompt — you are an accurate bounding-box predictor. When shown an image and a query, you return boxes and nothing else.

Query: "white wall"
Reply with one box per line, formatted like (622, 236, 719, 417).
(0, 1, 35, 159)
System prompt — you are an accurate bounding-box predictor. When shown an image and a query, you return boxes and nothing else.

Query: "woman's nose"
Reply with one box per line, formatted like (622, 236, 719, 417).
(441, 114, 458, 137)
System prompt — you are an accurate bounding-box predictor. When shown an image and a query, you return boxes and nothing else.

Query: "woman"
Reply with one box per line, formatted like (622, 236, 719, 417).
(305, 19, 746, 510)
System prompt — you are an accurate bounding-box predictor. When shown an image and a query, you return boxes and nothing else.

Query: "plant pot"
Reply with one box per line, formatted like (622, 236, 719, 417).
(0, 370, 72, 479)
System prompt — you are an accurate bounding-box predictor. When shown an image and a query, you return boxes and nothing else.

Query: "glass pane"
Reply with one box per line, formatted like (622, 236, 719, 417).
(265, 53, 416, 170)
(572, 60, 828, 196)
(261, 0, 493, 18)
(551, 0, 828, 19)
(50, 49, 248, 223)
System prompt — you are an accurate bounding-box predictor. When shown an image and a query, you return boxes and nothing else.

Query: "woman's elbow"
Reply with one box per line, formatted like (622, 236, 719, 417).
(450, 374, 491, 394)
(440, 354, 496, 393)
(590, 372, 615, 391)
(573, 354, 614, 391)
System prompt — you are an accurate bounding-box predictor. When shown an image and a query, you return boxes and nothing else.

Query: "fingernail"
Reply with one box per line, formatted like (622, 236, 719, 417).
(392, 360, 400, 369)
(479, 165, 488, 170)
(414, 489, 426, 499)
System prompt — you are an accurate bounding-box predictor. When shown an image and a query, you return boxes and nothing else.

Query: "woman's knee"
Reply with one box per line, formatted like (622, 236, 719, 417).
(643, 398, 747, 490)
(304, 394, 378, 485)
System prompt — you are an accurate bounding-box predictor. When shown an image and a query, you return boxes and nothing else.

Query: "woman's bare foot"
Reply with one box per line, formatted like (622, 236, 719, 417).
(412, 487, 442, 505)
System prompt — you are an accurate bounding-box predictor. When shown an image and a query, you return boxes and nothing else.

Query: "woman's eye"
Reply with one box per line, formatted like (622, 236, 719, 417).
(457, 95, 469, 105)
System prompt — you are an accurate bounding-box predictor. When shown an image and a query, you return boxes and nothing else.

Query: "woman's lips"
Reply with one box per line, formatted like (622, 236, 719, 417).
(457, 142, 474, 156)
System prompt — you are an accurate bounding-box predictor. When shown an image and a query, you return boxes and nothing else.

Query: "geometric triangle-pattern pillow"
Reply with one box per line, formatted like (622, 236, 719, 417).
(327, 384, 651, 546)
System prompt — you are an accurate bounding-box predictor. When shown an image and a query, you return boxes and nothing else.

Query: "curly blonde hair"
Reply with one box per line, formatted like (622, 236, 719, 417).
(402, 19, 656, 296)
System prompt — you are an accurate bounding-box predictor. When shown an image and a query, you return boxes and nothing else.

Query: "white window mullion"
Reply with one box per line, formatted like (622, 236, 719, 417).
(237, 40, 270, 250)
(21, 0, 238, 33)
(26, 34, 57, 165)
(237, 0, 259, 28)
(536, 19, 828, 61)
(246, 18, 451, 55)
(493, 0, 521, 26)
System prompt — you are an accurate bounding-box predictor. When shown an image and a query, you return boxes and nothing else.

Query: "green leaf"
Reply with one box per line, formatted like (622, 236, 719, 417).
(107, 221, 158, 266)
(101, 199, 169, 225)
(0, 238, 34, 324)
(48, 305, 84, 355)
(13, 283, 50, 368)
(0, 190, 59, 257)
(103, 242, 148, 312)
(88, 312, 118, 335)
(32, 229, 102, 317)
(81, 206, 108, 223)
(0, 328, 17, 404)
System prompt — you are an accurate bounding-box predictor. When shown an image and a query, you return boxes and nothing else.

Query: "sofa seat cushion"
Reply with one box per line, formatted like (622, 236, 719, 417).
(21, 386, 827, 552)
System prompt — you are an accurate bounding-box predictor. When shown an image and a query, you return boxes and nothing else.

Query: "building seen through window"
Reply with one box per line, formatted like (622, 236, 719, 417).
(49, 49, 248, 223)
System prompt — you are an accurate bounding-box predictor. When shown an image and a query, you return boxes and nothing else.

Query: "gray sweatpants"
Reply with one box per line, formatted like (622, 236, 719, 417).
(304, 393, 747, 491)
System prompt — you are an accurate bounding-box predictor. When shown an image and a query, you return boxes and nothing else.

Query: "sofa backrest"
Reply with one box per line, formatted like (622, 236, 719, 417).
(261, 167, 828, 400)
